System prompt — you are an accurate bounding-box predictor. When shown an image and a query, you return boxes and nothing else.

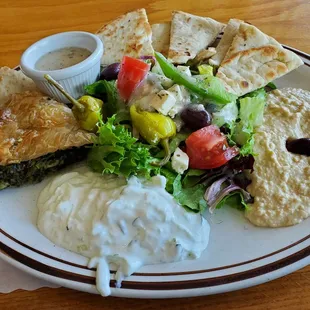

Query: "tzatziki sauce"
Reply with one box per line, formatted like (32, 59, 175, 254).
(35, 47, 91, 71)
(37, 170, 210, 296)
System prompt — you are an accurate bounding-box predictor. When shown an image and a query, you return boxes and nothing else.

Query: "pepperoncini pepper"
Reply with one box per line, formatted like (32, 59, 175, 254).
(72, 96, 103, 132)
(44, 74, 103, 132)
(130, 104, 176, 166)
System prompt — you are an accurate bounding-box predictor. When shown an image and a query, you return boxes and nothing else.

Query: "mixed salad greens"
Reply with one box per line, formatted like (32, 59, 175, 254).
(80, 52, 274, 214)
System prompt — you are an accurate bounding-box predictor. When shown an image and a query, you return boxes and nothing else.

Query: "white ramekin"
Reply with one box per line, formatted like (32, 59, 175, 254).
(20, 31, 103, 103)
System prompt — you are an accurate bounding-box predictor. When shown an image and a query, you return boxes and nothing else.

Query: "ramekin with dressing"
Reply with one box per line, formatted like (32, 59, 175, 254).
(21, 31, 103, 103)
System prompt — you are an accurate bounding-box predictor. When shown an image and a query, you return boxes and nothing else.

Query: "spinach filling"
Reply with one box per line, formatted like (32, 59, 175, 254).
(0, 147, 89, 190)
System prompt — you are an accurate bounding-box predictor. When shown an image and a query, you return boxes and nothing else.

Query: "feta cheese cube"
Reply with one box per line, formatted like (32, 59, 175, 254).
(151, 90, 176, 115)
(171, 147, 189, 175)
(167, 85, 190, 118)
(154, 74, 174, 89)
(176, 65, 192, 76)
(168, 84, 183, 101)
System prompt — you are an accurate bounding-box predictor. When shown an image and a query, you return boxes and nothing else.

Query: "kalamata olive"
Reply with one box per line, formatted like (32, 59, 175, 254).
(100, 63, 121, 81)
(180, 105, 212, 130)
(286, 138, 310, 156)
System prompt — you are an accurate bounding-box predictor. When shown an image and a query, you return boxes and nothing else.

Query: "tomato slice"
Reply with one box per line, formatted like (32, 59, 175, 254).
(186, 125, 239, 169)
(117, 56, 150, 101)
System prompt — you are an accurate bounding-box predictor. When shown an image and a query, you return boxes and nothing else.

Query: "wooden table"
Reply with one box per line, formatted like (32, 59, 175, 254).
(0, 0, 309, 309)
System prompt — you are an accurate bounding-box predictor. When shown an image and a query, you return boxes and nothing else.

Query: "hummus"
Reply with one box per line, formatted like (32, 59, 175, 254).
(246, 88, 310, 227)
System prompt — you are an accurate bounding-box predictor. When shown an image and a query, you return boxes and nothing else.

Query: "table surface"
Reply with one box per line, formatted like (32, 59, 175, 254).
(0, 0, 309, 309)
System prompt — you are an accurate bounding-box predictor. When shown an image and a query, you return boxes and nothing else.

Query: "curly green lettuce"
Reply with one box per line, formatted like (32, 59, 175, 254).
(87, 115, 158, 178)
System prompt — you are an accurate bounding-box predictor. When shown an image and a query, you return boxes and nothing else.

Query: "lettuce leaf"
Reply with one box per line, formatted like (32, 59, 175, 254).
(212, 101, 238, 127)
(266, 82, 277, 90)
(197, 64, 214, 76)
(216, 192, 249, 210)
(239, 97, 265, 127)
(154, 132, 190, 158)
(159, 164, 178, 194)
(200, 76, 238, 105)
(173, 175, 207, 212)
(159, 166, 207, 212)
(182, 169, 206, 188)
(88, 115, 158, 178)
(232, 95, 265, 155)
(242, 87, 266, 100)
(85, 80, 130, 122)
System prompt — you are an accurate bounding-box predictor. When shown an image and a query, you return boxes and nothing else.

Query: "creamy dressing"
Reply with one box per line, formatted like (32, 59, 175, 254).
(35, 47, 91, 71)
(37, 170, 210, 296)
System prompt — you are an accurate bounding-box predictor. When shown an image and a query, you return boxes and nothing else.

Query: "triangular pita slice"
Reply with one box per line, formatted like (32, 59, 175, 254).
(0, 67, 39, 107)
(151, 23, 171, 57)
(216, 23, 303, 96)
(168, 11, 225, 64)
(222, 22, 281, 62)
(96, 9, 154, 65)
(209, 19, 243, 67)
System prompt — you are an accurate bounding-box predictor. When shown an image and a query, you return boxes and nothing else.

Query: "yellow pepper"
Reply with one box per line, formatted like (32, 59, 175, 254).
(130, 105, 176, 166)
(72, 96, 103, 132)
(44, 74, 104, 132)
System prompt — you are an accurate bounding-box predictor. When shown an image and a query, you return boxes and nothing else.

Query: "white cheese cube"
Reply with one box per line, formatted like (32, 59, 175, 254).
(167, 85, 191, 118)
(151, 90, 176, 115)
(154, 74, 174, 89)
(176, 65, 192, 76)
(171, 147, 189, 175)
(168, 84, 183, 101)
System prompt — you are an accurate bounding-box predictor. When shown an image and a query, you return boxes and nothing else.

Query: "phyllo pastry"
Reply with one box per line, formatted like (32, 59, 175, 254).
(0, 91, 95, 189)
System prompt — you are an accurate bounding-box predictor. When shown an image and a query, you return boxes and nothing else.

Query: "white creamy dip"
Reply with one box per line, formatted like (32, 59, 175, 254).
(37, 171, 210, 296)
(35, 47, 91, 71)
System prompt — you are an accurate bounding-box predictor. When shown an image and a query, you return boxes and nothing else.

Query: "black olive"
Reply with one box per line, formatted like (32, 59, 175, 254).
(100, 63, 121, 81)
(180, 105, 212, 130)
(286, 138, 310, 156)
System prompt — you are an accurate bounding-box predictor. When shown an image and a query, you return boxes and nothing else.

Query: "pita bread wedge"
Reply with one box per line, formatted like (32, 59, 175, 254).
(0, 67, 38, 107)
(168, 11, 225, 64)
(222, 22, 281, 62)
(216, 23, 303, 96)
(217, 45, 303, 96)
(96, 9, 154, 65)
(209, 19, 243, 67)
(151, 23, 171, 57)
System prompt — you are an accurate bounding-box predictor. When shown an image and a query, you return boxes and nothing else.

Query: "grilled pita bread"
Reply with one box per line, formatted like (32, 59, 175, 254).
(216, 23, 303, 96)
(222, 22, 281, 61)
(0, 67, 38, 107)
(168, 11, 225, 64)
(151, 23, 171, 56)
(96, 9, 154, 65)
(209, 19, 242, 67)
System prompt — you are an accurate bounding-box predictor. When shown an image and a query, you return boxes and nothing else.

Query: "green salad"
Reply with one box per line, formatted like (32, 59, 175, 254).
(79, 52, 274, 214)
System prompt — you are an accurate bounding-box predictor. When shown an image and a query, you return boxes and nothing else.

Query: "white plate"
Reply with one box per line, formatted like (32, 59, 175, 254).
(0, 46, 309, 299)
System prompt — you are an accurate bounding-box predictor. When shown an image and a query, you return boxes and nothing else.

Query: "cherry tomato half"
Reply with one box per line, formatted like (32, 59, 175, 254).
(185, 125, 239, 169)
(117, 56, 150, 101)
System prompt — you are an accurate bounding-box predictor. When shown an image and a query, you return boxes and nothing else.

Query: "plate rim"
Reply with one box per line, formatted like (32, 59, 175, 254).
(1, 45, 309, 298)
